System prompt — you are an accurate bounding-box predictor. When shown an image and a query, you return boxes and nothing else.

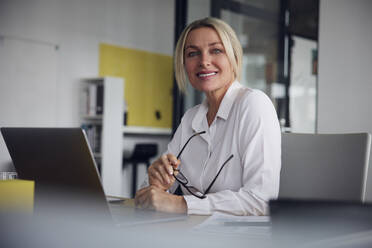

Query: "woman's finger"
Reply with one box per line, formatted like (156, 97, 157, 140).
(153, 155, 172, 184)
(149, 163, 169, 186)
(160, 154, 174, 176)
(155, 162, 172, 185)
(148, 159, 166, 183)
(167, 154, 181, 170)
(148, 166, 162, 183)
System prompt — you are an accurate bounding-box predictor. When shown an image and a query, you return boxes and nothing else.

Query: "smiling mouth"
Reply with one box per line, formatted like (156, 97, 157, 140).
(197, 72, 217, 78)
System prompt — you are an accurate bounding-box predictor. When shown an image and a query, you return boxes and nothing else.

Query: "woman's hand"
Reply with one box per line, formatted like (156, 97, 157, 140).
(134, 185, 187, 213)
(148, 154, 180, 191)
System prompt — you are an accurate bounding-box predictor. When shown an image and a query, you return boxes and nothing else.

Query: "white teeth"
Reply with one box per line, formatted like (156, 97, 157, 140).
(199, 72, 217, 77)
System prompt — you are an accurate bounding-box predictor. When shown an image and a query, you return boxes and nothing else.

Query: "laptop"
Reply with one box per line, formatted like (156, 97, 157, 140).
(0, 127, 186, 226)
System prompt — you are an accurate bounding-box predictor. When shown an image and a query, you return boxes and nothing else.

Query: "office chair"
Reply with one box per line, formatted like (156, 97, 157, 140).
(123, 143, 158, 198)
(279, 133, 371, 202)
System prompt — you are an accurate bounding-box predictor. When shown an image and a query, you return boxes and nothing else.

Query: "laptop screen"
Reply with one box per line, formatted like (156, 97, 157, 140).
(1, 128, 109, 211)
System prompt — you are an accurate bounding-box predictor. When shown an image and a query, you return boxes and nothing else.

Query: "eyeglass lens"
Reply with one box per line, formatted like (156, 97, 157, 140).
(174, 171, 187, 184)
(186, 186, 205, 198)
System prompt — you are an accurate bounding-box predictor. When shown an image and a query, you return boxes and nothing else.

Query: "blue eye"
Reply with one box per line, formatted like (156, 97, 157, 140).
(212, 49, 222, 54)
(187, 51, 199, 57)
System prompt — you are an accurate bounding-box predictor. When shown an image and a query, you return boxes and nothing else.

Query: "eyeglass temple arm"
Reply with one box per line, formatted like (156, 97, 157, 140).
(176, 131, 206, 159)
(204, 154, 234, 195)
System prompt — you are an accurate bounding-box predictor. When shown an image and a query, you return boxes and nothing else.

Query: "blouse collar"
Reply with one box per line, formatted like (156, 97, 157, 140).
(191, 81, 242, 132)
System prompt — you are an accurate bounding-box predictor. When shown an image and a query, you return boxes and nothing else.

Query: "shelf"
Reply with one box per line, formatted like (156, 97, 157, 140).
(81, 77, 105, 84)
(122, 126, 172, 135)
(83, 115, 103, 120)
(80, 76, 124, 196)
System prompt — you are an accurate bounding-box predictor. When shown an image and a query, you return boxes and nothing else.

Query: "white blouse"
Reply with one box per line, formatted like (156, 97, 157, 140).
(166, 81, 281, 216)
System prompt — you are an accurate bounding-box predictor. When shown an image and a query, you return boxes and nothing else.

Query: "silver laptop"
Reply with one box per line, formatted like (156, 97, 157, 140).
(1, 127, 186, 226)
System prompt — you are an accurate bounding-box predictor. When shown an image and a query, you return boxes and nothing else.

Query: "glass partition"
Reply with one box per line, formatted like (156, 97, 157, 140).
(183, 0, 319, 133)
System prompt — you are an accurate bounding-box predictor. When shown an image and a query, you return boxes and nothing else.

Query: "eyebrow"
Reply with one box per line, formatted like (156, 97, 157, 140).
(184, 42, 223, 50)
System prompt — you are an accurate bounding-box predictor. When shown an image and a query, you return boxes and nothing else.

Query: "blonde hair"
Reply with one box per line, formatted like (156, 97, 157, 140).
(174, 17, 243, 92)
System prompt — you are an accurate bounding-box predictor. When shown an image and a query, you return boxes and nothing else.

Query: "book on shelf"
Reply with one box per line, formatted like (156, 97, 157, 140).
(88, 84, 96, 116)
(96, 84, 104, 115)
(81, 124, 102, 154)
(85, 83, 104, 116)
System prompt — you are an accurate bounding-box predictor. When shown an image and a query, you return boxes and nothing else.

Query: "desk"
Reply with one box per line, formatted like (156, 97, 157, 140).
(114, 198, 208, 229)
(1, 198, 272, 248)
(6, 196, 372, 248)
(112, 199, 271, 247)
(5, 206, 372, 248)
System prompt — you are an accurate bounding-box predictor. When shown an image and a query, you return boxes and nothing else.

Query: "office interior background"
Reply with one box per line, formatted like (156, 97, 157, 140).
(0, 0, 371, 199)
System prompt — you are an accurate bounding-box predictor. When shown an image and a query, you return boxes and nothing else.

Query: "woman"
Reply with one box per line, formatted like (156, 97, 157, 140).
(135, 17, 281, 216)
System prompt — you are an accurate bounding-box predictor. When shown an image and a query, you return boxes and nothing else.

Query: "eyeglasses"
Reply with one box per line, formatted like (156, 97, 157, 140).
(173, 131, 234, 199)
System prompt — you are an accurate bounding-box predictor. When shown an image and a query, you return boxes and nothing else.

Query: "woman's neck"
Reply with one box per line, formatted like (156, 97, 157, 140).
(205, 81, 233, 126)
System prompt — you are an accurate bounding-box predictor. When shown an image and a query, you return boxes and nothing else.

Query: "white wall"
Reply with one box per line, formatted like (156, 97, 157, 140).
(318, 0, 372, 200)
(0, 0, 174, 177)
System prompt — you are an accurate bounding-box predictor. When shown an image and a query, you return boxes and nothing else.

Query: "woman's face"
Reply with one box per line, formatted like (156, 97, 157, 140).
(184, 27, 234, 96)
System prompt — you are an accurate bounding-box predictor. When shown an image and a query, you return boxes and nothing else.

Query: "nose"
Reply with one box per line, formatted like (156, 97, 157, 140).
(199, 52, 211, 67)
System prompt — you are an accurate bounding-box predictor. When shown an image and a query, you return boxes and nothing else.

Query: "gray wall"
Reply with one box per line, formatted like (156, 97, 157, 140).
(318, 0, 372, 200)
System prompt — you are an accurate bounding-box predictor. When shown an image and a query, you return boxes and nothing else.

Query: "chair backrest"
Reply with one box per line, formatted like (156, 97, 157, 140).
(279, 133, 371, 202)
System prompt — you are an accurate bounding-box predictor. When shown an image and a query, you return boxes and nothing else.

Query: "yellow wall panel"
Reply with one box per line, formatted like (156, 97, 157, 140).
(99, 43, 173, 128)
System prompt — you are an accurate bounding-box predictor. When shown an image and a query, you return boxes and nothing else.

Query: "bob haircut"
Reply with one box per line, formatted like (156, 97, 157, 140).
(174, 17, 243, 92)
